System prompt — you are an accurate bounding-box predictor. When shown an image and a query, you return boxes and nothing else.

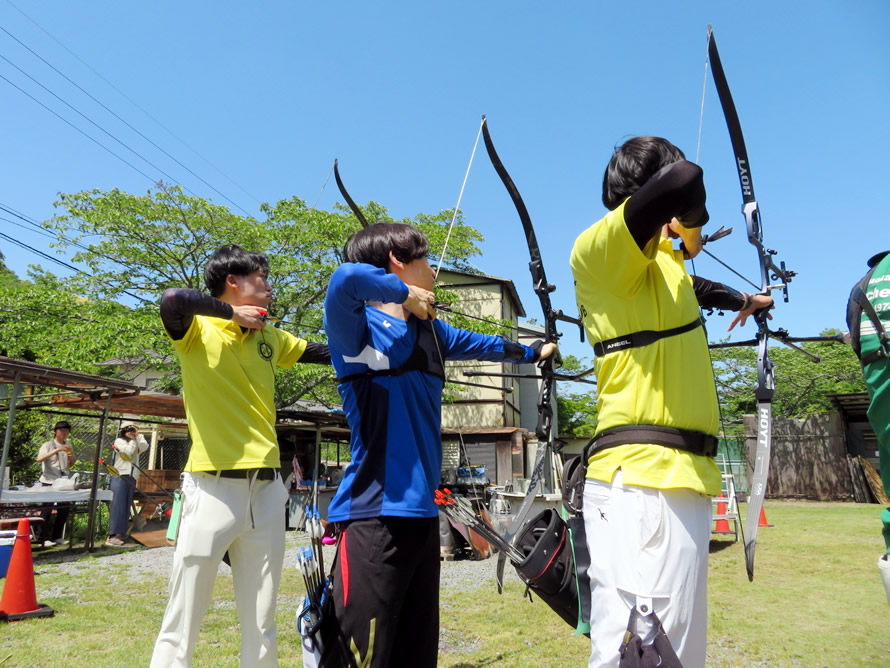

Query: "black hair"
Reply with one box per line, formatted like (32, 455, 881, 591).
(119, 425, 137, 438)
(344, 222, 429, 270)
(203, 244, 269, 298)
(602, 137, 686, 210)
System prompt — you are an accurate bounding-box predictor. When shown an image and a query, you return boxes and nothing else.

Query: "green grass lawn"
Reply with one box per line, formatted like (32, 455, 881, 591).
(2, 501, 888, 667)
(440, 501, 890, 668)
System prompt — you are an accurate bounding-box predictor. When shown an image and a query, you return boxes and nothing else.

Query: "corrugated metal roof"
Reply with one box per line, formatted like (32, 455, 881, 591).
(49, 390, 185, 419)
(1, 358, 350, 433)
(827, 392, 871, 420)
(0, 356, 139, 394)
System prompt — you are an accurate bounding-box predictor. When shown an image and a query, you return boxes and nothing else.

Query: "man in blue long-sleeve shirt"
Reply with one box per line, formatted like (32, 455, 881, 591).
(320, 222, 554, 667)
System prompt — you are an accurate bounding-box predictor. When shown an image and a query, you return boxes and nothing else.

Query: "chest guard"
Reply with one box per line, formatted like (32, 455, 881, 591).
(847, 250, 890, 366)
(337, 318, 445, 384)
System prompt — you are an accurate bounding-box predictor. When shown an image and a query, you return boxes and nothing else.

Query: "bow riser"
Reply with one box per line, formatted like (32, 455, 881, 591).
(746, 203, 795, 302)
(535, 367, 554, 442)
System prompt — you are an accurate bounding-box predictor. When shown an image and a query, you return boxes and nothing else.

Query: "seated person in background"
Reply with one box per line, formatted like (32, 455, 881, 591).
(106, 424, 150, 547)
(36, 420, 77, 546)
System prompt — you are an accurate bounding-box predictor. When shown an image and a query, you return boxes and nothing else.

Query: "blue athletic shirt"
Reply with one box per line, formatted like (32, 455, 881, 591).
(324, 262, 537, 521)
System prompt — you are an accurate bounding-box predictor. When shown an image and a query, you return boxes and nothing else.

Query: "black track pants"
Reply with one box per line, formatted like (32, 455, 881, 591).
(320, 516, 440, 668)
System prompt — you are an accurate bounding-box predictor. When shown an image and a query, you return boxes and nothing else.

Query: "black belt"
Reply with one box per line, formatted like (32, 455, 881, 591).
(584, 425, 718, 459)
(593, 317, 704, 357)
(861, 348, 889, 366)
(207, 468, 278, 481)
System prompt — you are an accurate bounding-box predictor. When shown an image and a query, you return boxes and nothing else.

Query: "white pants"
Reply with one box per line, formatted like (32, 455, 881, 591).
(583, 471, 711, 668)
(150, 472, 288, 668)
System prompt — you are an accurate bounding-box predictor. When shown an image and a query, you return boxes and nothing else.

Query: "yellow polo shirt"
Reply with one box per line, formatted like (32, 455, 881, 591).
(172, 316, 307, 471)
(570, 200, 722, 495)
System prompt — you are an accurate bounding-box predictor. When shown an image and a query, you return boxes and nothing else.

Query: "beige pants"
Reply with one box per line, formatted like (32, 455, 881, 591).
(150, 471, 288, 667)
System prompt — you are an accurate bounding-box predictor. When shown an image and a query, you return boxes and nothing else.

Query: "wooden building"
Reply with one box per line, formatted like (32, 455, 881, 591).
(437, 268, 560, 493)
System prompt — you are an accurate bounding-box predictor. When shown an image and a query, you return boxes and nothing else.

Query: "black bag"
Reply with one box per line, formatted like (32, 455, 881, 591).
(561, 455, 587, 515)
(513, 507, 584, 631)
(618, 608, 684, 668)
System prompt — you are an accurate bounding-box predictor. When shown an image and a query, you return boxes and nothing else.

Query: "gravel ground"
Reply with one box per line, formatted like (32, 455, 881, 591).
(38, 529, 509, 592)
(37, 533, 763, 664)
(36, 528, 509, 658)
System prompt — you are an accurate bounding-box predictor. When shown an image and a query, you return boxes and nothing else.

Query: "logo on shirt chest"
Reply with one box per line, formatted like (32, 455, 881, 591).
(257, 339, 274, 361)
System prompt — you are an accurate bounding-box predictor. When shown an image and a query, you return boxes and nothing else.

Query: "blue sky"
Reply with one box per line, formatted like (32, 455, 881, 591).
(1, 1, 887, 363)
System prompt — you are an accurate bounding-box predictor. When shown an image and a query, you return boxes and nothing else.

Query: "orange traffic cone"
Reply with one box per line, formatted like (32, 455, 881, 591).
(0, 519, 54, 622)
(714, 494, 732, 533)
(758, 506, 773, 528)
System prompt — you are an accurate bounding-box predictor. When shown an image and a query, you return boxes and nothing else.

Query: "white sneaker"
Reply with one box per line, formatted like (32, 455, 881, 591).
(43, 539, 56, 548)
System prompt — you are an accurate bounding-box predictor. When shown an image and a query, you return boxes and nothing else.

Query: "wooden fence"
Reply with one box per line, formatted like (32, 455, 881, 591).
(743, 412, 855, 501)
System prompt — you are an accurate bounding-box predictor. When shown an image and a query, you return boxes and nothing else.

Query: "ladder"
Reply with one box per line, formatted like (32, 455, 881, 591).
(711, 455, 740, 541)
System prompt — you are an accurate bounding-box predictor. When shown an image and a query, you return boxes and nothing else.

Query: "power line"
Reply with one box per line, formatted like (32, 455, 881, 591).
(0, 227, 82, 274)
(4, 0, 262, 206)
(0, 202, 96, 254)
(0, 71, 160, 184)
(0, 212, 55, 239)
(0, 53, 211, 198)
(0, 202, 155, 302)
(0, 23, 254, 215)
(0, 217, 151, 305)
(0, 202, 42, 226)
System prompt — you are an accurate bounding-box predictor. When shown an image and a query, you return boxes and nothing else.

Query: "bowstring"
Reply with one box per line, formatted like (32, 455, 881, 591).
(693, 40, 757, 291)
(690, 31, 710, 279)
(263, 164, 335, 416)
(695, 47, 710, 165)
(312, 162, 334, 211)
(432, 117, 486, 481)
(694, 32, 746, 536)
(278, 162, 334, 259)
(434, 117, 485, 280)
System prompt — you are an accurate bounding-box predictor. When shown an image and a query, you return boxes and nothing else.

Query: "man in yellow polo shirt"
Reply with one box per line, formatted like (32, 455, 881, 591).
(151, 244, 329, 668)
(571, 137, 771, 667)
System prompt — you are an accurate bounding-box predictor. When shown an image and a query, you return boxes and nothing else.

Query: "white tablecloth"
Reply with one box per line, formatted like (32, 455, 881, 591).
(0, 489, 113, 505)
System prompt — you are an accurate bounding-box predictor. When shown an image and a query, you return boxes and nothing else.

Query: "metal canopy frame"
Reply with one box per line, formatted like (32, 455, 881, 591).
(1, 358, 353, 548)
(0, 357, 140, 550)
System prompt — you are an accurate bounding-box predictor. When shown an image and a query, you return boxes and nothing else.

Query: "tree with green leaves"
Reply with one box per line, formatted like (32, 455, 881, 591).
(709, 328, 865, 435)
(556, 354, 599, 438)
(0, 252, 19, 288)
(555, 330, 865, 439)
(30, 183, 486, 407)
(0, 271, 164, 373)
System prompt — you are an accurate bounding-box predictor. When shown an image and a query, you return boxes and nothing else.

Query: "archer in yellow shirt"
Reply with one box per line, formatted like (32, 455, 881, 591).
(570, 136, 772, 668)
